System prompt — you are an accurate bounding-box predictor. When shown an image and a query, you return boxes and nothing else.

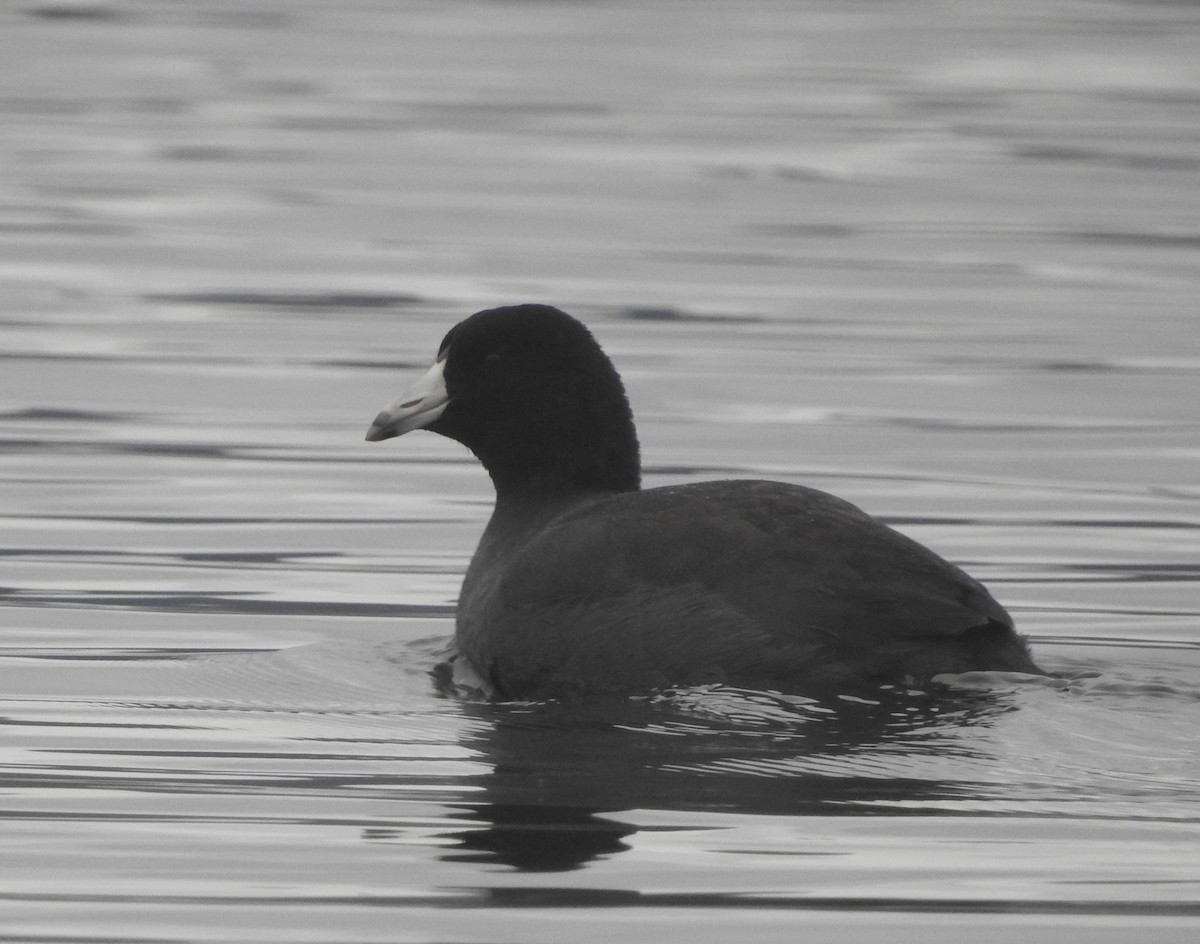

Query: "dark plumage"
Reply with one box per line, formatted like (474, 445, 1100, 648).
(367, 304, 1043, 699)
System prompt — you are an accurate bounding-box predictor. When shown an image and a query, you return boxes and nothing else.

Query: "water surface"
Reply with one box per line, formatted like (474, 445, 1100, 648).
(2, 1, 1200, 941)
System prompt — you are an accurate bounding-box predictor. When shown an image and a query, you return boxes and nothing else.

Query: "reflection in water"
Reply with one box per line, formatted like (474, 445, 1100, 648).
(438, 687, 1018, 871)
(446, 805, 636, 873)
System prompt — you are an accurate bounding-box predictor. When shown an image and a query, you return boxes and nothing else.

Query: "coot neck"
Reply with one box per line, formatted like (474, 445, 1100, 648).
(451, 374, 643, 508)
(478, 426, 642, 512)
(470, 442, 639, 584)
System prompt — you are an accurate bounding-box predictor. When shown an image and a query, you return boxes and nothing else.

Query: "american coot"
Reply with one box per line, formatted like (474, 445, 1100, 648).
(367, 304, 1044, 699)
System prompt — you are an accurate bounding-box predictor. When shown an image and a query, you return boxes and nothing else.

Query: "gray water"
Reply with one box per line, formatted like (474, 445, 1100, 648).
(2, 1, 1200, 941)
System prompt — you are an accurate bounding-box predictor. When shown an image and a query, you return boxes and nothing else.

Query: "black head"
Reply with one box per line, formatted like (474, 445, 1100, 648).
(367, 304, 641, 498)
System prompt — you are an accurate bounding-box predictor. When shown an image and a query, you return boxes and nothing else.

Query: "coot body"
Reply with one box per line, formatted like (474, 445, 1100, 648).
(367, 304, 1042, 699)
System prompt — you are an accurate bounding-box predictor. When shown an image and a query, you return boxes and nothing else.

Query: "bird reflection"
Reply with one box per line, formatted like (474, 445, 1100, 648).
(443, 803, 635, 872)
(436, 685, 1017, 872)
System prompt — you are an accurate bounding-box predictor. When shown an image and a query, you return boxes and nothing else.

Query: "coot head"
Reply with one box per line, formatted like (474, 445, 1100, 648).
(367, 304, 640, 496)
